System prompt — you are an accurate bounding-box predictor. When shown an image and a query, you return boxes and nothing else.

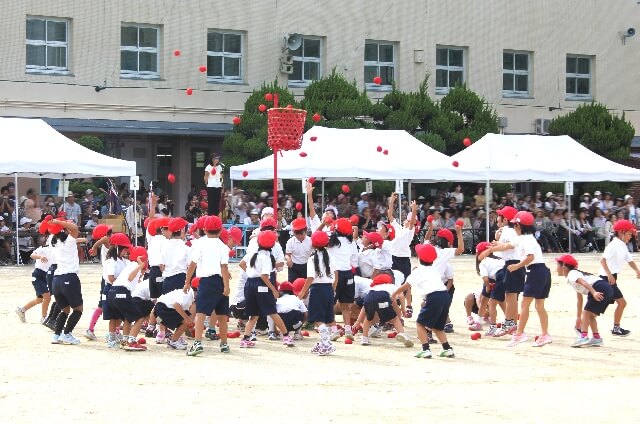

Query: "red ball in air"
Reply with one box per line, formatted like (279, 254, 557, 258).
(173, 50, 181, 56)
(456, 219, 464, 227)
(373, 76, 382, 85)
(308, 177, 316, 184)
(185, 88, 193, 95)
(232, 116, 241, 125)
(167, 173, 176, 184)
(299, 152, 307, 157)
(312, 113, 321, 123)
(199, 65, 207, 73)
(295, 202, 303, 211)
(242, 170, 248, 177)
(427, 215, 434, 223)
(452, 161, 459, 167)
(342, 185, 350, 194)
(463, 137, 472, 147)
(264, 93, 273, 102)
(383, 149, 389, 155)
(258, 104, 267, 112)
(310, 136, 317, 141)
(377, 146, 382, 152)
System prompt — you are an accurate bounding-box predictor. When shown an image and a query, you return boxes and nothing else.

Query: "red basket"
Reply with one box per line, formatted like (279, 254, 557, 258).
(267, 107, 307, 151)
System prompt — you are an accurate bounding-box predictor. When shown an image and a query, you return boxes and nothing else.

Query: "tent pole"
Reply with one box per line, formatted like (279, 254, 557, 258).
(230, 177, 234, 224)
(321, 179, 325, 212)
(14, 173, 20, 265)
(303, 179, 308, 220)
(485, 179, 490, 242)
(398, 180, 402, 222)
(407, 181, 412, 203)
(567, 191, 572, 254)
(133, 188, 138, 246)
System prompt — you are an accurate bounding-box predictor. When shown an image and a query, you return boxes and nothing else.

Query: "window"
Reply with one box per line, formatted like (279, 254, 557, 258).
(435, 47, 464, 94)
(364, 41, 395, 89)
(26, 17, 69, 73)
(121, 24, 159, 78)
(207, 31, 243, 83)
(289, 37, 321, 86)
(566, 55, 592, 99)
(503, 51, 531, 97)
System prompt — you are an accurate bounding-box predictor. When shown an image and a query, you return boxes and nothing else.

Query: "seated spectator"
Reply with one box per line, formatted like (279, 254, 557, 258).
(0, 216, 11, 262)
(603, 213, 616, 247)
(601, 192, 614, 214)
(243, 208, 261, 226)
(358, 207, 376, 232)
(544, 192, 558, 213)
(17, 217, 35, 264)
(534, 210, 559, 252)
(579, 193, 591, 209)
(442, 209, 457, 229)
(591, 208, 608, 245)
(573, 209, 596, 252)
(84, 210, 100, 231)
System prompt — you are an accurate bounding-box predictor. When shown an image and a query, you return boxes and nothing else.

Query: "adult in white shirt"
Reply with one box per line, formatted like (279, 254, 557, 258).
(62, 192, 82, 225)
(203, 153, 223, 216)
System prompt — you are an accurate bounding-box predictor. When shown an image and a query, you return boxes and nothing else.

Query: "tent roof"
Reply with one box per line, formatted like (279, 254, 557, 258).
(450, 133, 640, 182)
(230, 126, 473, 182)
(0, 117, 136, 178)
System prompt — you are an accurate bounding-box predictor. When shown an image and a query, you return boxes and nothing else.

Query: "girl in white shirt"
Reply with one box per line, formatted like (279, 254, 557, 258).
(285, 217, 313, 281)
(160, 217, 190, 294)
(505, 212, 552, 348)
(386, 196, 417, 317)
(15, 240, 51, 324)
(103, 233, 131, 348)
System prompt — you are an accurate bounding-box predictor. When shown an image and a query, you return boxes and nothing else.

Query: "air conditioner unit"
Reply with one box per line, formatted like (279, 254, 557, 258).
(535, 118, 551, 135)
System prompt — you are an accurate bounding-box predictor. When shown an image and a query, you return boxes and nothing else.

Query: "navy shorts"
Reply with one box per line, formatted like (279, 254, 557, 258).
(522, 263, 551, 299)
(196, 275, 229, 316)
(416, 290, 451, 331)
(287, 263, 307, 282)
(392, 256, 411, 281)
(101, 283, 115, 320)
(46, 264, 57, 292)
(447, 284, 455, 300)
(307, 284, 335, 324)
(470, 299, 479, 315)
(244, 277, 277, 317)
(230, 301, 248, 320)
(52, 273, 83, 309)
(279, 310, 304, 332)
(599, 274, 622, 300)
(364, 290, 397, 324)
(148, 266, 163, 298)
(504, 260, 526, 294)
(31, 268, 49, 297)
(355, 297, 365, 308)
(133, 297, 155, 318)
(335, 270, 355, 304)
(154, 302, 190, 330)
(97, 277, 106, 308)
(107, 286, 145, 323)
(162, 273, 185, 295)
(585, 280, 614, 316)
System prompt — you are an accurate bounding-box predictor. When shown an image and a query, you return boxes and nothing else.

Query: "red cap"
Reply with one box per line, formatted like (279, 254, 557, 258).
(44, 215, 53, 222)
(204, 215, 223, 231)
(497, 206, 518, 221)
(56, 211, 66, 218)
(155, 217, 170, 229)
(38, 221, 49, 235)
(510, 211, 534, 226)
(416, 243, 437, 263)
(191, 277, 201, 289)
(258, 230, 278, 249)
(335, 218, 352, 236)
(260, 217, 277, 229)
(48, 222, 63, 235)
(384, 224, 395, 241)
(168, 217, 188, 233)
(92, 224, 112, 240)
(279, 281, 295, 292)
(219, 227, 230, 244)
(292, 278, 306, 295)
(291, 217, 307, 232)
(109, 233, 132, 248)
(129, 246, 148, 263)
(555, 254, 578, 268)
(370, 273, 393, 287)
(436, 228, 454, 244)
(613, 219, 636, 232)
(147, 219, 158, 235)
(363, 231, 383, 248)
(311, 231, 329, 248)
(475, 241, 492, 255)
(349, 215, 360, 226)
(229, 226, 243, 245)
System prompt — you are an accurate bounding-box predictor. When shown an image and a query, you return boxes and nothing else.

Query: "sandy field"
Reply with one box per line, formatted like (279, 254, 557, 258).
(1, 253, 640, 423)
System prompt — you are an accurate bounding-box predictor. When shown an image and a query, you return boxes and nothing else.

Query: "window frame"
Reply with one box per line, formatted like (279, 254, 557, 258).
(26, 17, 70, 74)
(435, 46, 465, 95)
(288, 36, 323, 88)
(120, 23, 160, 79)
(364, 40, 396, 91)
(566, 54, 593, 100)
(502, 50, 532, 98)
(206, 30, 244, 84)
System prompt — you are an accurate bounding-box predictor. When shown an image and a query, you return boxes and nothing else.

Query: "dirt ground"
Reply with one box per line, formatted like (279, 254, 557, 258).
(1, 253, 639, 423)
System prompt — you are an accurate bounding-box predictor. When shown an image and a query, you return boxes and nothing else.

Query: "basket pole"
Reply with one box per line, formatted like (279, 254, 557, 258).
(272, 94, 280, 215)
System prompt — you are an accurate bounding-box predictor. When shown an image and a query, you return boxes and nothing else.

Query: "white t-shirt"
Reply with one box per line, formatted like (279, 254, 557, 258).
(245, 250, 275, 278)
(358, 248, 380, 278)
(132, 279, 151, 300)
(479, 257, 505, 280)
(354, 276, 371, 298)
(103, 257, 127, 283)
(517, 233, 544, 264)
(369, 283, 396, 296)
(32, 246, 50, 272)
(328, 236, 358, 271)
(112, 260, 143, 292)
(190, 236, 229, 277)
(100, 245, 108, 266)
(390, 221, 413, 257)
(234, 271, 247, 304)
(157, 288, 195, 310)
(46, 235, 57, 265)
(306, 250, 335, 284)
(276, 294, 308, 314)
(406, 265, 446, 297)
(161, 238, 189, 277)
(498, 227, 520, 261)
(147, 231, 167, 267)
(441, 262, 454, 284)
(205, 164, 223, 188)
(378, 243, 393, 270)
(53, 235, 80, 275)
(566, 269, 595, 296)
(285, 236, 313, 265)
(599, 237, 632, 275)
(432, 246, 456, 281)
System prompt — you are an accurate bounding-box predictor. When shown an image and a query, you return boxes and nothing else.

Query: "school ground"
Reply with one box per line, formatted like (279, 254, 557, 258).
(1, 254, 639, 424)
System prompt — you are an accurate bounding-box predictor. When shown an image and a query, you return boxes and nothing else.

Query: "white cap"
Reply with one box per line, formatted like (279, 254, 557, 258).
(545, 192, 553, 198)
(250, 208, 260, 215)
(85, 189, 93, 195)
(66, 191, 74, 197)
(92, 210, 100, 215)
(594, 190, 601, 196)
(260, 191, 269, 199)
(261, 206, 274, 218)
(19, 217, 32, 225)
(625, 194, 632, 200)
(360, 191, 368, 196)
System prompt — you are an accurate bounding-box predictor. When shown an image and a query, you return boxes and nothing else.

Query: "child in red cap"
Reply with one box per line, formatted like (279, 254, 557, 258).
(285, 217, 312, 281)
(272, 281, 307, 340)
(387, 195, 417, 317)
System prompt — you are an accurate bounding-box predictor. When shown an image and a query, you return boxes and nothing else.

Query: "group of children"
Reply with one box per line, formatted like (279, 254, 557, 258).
(15, 189, 639, 359)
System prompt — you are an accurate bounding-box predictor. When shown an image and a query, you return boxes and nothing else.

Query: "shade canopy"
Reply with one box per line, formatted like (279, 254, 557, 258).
(230, 126, 473, 182)
(0, 117, 136, 178)
(450, 133, 640, 182)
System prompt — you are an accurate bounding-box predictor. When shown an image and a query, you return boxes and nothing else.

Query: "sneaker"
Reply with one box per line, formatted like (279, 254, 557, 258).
(466, 316, 475, 326)
(395, 333, 414, 348)
(167, 339, 188, 350)
(381, 322, 394, 332)
(106, 339, 119, 349)
(15, 307, 26, 323)
(144, 327, 155, 338)
(205, 328, 220, 341)
(40, 317, 47, 324)
(330, 330, 342, 341)
(268, 331, 280, 341)
(507, 333, 529, 347)
(369, 326, 383, 338)
(493, 325, 515, 337)
(84, 330, 97, 341)
(256, 328, 269, 336)
(344, 326, 354, 341)
(249, 331, 257, 342)
(315, 343, 336, 356)
(444, 323, 454, 333)
(45, 320, 56, 331)
(282, 335, 295, 347)
(237, 320, 246, 332)
(361, 336, 371, 346)
(587, 337, 603, 347)
(293, 330, 303, 341)
(485, 326, 497, 337)
(220, 343, 230, 353)
(114, 332, 123, 343)
(404, 306, 413, 318)
(240, 339, 256, 348)
(60, 333, 81, 345)
(124, 341, 146, 351)
(311, 342, 321, 354)
(155, 333, 166, 344)
(611, 327, 631, 337)
(574, 327, 582, 336)
(415, 349, 432, 359)
(186, 341, 204, 356)
(439, 348, 455, 358)
(532, 334, 553, 347)
(571, 336, 590, 347)
(51, 334, 61, 344)
(468, 322, 482, 331)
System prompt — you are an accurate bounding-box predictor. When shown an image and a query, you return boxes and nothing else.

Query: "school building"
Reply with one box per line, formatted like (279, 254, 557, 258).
(1, 0, 639, 208)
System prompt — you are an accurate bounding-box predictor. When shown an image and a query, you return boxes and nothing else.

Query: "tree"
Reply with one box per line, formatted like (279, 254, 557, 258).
(76, 135, 103, 152)
(548, 103, 635, 161)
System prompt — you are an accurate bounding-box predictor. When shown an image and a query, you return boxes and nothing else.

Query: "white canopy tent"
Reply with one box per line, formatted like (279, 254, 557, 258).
(0, 116, 137, 263)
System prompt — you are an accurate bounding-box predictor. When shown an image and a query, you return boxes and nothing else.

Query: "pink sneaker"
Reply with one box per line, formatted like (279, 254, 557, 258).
(239, 339, 256, 348)
(532, 334, 553, 347)
(282, 335, 295, 347)
(468, 322, 482, 331)
(507, 333, 529, 347)
(466, 316, 475, 326)
(493, 327, 509, 337)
